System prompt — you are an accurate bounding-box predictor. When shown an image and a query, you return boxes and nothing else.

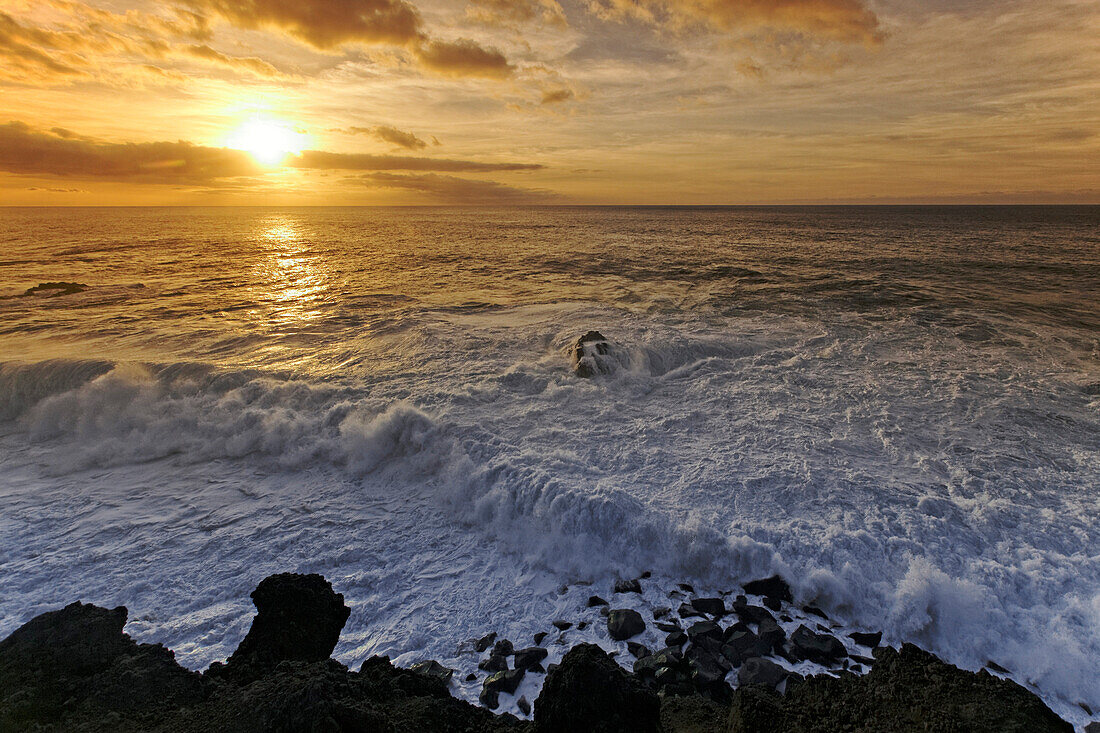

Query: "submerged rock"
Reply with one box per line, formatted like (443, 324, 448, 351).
(743, 575, 793, 604)
(20, 281, 87, 297)
(534, 643, 659, 732)
(569, 331, 615, 378)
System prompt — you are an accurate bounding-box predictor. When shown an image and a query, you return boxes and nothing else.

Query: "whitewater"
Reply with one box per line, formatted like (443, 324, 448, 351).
(1, 206, 1098, 727)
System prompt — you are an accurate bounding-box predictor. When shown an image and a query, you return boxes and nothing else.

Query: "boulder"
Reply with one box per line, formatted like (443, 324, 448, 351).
(665, 630, 687, 647)
(533, 632, 548, 646)
(517, 696, 531, 716)
(743, 576, 793, 603)
(587, 595, 609, 607)
(686, 620, 723, 645)
(626, 642, 651, 659)
(790, 625, 846, 665)
(513, 647, 549, 670)
(493, 639, 515, 657)
(614, 578, 642, 594)
(220, 573, 350, 679)
(738, 657, 788, 688)
(569, 331, 616, 378)
(691, 597, 727, 617)
(484, 668, 525, 695)
(607, 609, 645, 641)
(757, 616, 786, 653)
(475, 632, 498, 652)
(479, 655, 508, 672)
(552, 620, 572, 631)
(848, 631, 882, 648)
(409, 660, 454, 684)
(534, 644, 659, 732)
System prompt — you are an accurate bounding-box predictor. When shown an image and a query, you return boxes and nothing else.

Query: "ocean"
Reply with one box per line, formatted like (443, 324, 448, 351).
(1, 206, 1098, 724)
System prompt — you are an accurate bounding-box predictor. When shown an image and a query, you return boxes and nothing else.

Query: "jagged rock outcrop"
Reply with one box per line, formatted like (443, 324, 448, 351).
(534, 643, 659, 732)
(569, 331, 615, 378)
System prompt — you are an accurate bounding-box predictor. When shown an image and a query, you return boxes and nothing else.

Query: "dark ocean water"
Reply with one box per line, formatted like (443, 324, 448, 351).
(1, 206, 1098, 724)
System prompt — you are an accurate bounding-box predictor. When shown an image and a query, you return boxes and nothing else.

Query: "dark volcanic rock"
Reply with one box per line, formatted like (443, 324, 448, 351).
(569, 331, 615, 378)
(587, 595, 609, 607)
(484, 668, 526, 695)
(665, 630, 687, 647)
(475, 632, 498, 653)
(691, 597, 726, 617)
(551, 620, 571, 631)
(513, 647, 549, 670)
(734, 603, 774, 625)
(410, 660, 454, 684)
(607, 609, 645, 641)
(728, 643, 1071, 733)
(517, 696, 531, 716)
(614, 578, 642, 594)
(738, 657, 788, 688)
(479, 655, 509, 672)
(790, 624, 846, 665)
(743, 575, 793, 603)
(678, 602, 705, 619)
(219, 573, 350, 680)
(533, 632, 547, 646)
(757, 616, 786, 653)
(652, 606, 671, 620)
(803, 605, 829, 620)
(849, 630, 882, 648)
(0, 601, 203, 730)
(21, 281, 87, 297)
(493, 639, 515, 657)
(678, 583, 695, 593)
(534, 643, 659, 732)
(686, 620, 723, 645)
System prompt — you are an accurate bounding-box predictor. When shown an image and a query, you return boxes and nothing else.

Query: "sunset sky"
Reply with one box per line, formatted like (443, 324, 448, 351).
(1, 0, 1097, 205)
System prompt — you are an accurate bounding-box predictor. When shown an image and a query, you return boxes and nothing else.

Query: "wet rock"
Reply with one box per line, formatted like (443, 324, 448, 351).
(665, 630, 687, 647)
(1085, 723, 1100, 733)
(686, 646, 731, 699)
(739, 657, 788, 688)
(655, 621, 681, 633)
(587, 595, 609, 607)
(614, 578, 642, 594)
(803, 605, 829, 620)
(513, 647, 549, 670)
(728, 643, 1071, 733)
(627, 642, 651, 659)
(533, 631, 547, 646)
(686, 620, 723, 645)
(409, 660, 453, 684)
(21, 281, 87, 297)
(849, 631, 882, 648)
(570, 331, 615, 378)
(484, 668, 525, 695)
(985, 659, 1010, 674)
(790, 625, 846, 665)
(530, 662, 545, 674)
(479, 686, 500, 710)
(475, 632, 498, 653)
(678, 583, 695, 593)
(757, 616, 786, 653)
(220, 573, 350, 679)
(479, 655, 508, 673)
(850, 654, 876, 666)
(493, 639, 515, 657)
(465, 672, 477, 682)
(734, 603, 774, 625)
(552, 620, 572, 631)
(678, 602, 705, 619)
(534, 643, 659, 732)
(633, 647, 685, 678)
(652, 606, 672, 620)
(691, 597, 726, 617)
(762, 596, 782, 612)
(517, 695, 531, 716)
(725, 629, 770, 660)
(743, 576, 793, 603)
(576, 621, 589, 630)
(607, 609, 645, 640)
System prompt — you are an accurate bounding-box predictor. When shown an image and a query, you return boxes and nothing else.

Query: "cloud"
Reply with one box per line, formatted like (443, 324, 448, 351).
(335, 125, 432, 150)
(186, 0, 422, 48)
(0, 121, 261, 183)
(182, 44, 281, 77)
(540, 86, 574, 104)
(412, 37, 513, 78)
(290, 150, 541, 172)
(355, 172, 557, 203)
(587, 0, 882, 45)
(467, 0, 569, 29)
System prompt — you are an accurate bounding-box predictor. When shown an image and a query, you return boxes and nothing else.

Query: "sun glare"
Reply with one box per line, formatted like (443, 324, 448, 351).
(226, 118, 306, 166)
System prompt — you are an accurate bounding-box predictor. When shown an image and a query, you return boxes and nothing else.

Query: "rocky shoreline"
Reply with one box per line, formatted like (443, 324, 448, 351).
(0, 572, 1085, 732)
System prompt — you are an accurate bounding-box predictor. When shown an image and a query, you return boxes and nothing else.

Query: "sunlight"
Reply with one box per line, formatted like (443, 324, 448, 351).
(226, 117, 306, 166)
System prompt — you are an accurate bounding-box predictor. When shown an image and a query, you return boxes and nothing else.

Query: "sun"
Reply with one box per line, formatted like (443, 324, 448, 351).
(226, 118, 306, 166)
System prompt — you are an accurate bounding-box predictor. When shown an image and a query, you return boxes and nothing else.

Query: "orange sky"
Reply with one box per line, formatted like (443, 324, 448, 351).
(1, 0, 1098, 205)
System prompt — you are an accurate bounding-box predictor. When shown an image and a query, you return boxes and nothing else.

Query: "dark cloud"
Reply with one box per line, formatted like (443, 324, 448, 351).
(355, 172, 557, 203)
(0, 122, 543, 185)
(412, 38, 513, 78)
(290, 150, 541, 172)
(186, 0, 422, 48)
(335, 125, 432, 150)
(589, 0, 882, 45)
(0, 121, 261, 183)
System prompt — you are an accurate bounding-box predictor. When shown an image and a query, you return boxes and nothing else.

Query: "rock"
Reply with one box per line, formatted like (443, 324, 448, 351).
(479, 686, 500, 710)
(678, 583, 695, 593)
(576, 622, 588, 630)
(691, 597, 727, 617)
(655, 621, 681, 633)
(569, 331, 615, 378)
(678, 602, 705, 619)
(552, 620, 572, 631)
(484, 668, 525, 695)
(639, 571, 652, 579)
(517, 695, 531, 716)
(790, 625, 846, 664)
(1085, 723, 1100, 733)
(20, 281, 87, 297)
(530, 663, 545, 674)
(533, 631, 548, 645)
(803, 605, 829, 620)
(757, 616, 786, 653)
(475, 632, 498, 652)
(762, 596, 782, 612)
(726, 629, 770, 659)
(614, 578, 642, 594)
(220, 573, 350, 679)
(739, 657, 788, 688)
(633, 646, 685, 678)
(493, 639, 515, 657)
(465, 672, 477, 681)
(687, 646, 730, 698)
(513, 647, 549, 670)
(686, 620, 723, 645)
(409, 660, 453, 684)
(607, 609, 646, 640)
(479, 655, 509, 672)
(627, 642, 651, 659)
(849, 631, 882, 648)
(666, 630, 688, 647)
(652, 606, 671, 620)
(850, 654, 875, 666)
(728, 643, 1072, 733)
(587, 595, 609, 607)
(534, 643, 659, 732)
(735, 604, 774, 625)
(985, 659, 1010, 674)
(743, 576, 793, 603)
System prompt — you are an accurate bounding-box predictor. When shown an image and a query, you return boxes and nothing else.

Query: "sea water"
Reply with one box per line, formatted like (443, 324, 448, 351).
(1, 206, 1098, 725)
